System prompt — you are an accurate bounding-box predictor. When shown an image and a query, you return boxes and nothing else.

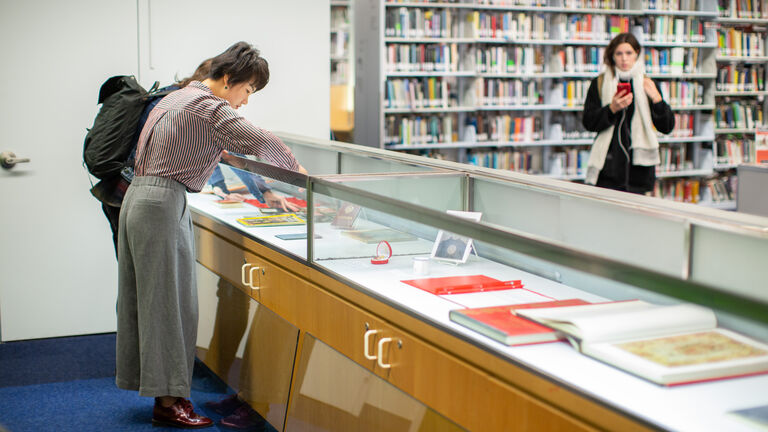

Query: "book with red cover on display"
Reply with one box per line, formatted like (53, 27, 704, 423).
(517, 300, 768, 385)
(449, 299, 590, 346)
(401, 275, 523, 295)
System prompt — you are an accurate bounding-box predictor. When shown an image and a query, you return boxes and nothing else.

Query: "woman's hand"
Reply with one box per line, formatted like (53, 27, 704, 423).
(643, 77, 663, 104)
(263, 190, 300, 212)
(212, 186, 247, 201)
(225, 193, 248, 201)
(609, 91, 634, 113)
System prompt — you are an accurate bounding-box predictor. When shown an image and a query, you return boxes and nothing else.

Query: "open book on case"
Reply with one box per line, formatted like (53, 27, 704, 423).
(449, 299, 590, 346)
(517, 300, 768, 385)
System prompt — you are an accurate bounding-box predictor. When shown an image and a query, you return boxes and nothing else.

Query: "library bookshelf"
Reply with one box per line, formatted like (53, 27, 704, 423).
(711, 0, 768, 208)
(353, 0, 767, 206)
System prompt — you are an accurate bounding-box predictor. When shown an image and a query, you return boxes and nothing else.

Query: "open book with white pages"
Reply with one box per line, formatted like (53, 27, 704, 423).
(517, 300, 768, 386)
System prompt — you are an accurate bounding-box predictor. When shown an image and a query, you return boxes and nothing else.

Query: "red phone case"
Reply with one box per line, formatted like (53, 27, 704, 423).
(617, 82, 631, 97)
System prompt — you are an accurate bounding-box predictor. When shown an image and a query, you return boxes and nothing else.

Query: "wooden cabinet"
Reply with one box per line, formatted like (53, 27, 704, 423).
(193, 218, 650, 432)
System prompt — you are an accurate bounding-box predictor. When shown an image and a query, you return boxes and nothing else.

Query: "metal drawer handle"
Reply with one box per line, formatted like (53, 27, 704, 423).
(377, 337, 393, 369)
(363, 329, 379, 360)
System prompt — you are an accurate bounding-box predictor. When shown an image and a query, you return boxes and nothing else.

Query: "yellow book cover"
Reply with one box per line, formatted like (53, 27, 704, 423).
(236, 213, 305, 228)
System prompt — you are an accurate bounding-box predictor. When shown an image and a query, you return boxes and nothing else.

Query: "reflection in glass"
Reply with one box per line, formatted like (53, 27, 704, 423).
(286, 334, 465, 432)
(197, 267, 299, 431)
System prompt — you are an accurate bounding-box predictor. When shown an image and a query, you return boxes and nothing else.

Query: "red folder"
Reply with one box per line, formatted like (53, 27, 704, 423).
(244, 199, 268, 208)
(402, 275, 523, 295)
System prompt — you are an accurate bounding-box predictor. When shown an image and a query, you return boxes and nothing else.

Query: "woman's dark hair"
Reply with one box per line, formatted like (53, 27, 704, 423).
(208, 41, 270, 91)
(176, 58, 212, 87)
(603, 33, 641, 69)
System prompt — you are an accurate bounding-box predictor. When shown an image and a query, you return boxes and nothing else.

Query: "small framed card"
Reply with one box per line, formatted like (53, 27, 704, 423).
(331, 203, 361, 229)
(430, 210, 482, 264)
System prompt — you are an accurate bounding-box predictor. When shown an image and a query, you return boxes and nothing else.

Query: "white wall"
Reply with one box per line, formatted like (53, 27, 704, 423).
(137, 0, 330, 140)
(0, 0, 329, 341)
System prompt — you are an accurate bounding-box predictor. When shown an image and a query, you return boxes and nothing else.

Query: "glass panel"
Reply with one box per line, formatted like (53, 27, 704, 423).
(310, 194, 435, 262)
(332, 173, 465, 213)
(340, 153, 434, 174)
(285, 141, 340, 175)
(196, 264, 299, 431)
(188, 162, 310, 260)
(285, 334, 465, 432)
(472, 176, 689, 277)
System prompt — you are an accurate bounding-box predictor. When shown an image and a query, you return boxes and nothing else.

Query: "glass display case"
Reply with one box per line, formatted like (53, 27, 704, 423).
(190, 133, 768, 432)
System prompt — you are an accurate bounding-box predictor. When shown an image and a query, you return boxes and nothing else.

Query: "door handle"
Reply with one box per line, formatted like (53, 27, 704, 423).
(1, 151, 30, 170)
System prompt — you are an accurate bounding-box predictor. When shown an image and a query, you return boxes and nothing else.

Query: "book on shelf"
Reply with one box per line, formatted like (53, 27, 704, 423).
(718, 28, 766, 57)
(517, 300, 768, 385)
(654, 178, 701, 203)
(757, 126, 768, 163)
(716, 137, 756, 164)
(449, 299, 591, 346)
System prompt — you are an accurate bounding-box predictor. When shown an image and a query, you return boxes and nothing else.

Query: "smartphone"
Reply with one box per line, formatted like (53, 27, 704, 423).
(616, 82, 632, 98)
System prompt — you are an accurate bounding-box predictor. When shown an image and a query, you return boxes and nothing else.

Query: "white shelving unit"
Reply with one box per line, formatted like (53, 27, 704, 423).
(355, 0, 750, 204)
(710, 0, 768, 206)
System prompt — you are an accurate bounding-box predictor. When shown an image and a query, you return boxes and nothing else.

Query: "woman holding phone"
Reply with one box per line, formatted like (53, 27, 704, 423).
(582, 32, 675, 194)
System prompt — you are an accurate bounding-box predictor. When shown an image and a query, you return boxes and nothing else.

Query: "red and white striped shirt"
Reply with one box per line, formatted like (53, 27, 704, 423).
(134, 81, 300, 192)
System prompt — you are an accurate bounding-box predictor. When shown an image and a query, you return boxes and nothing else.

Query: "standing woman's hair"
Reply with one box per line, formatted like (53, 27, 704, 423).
(208, 41, 270, 91)
(176, 58, 213, 88)
(603, 33, 642, 70)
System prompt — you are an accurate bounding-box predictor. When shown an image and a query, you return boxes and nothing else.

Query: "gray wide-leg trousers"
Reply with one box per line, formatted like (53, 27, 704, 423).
(116, 176, 197, 398)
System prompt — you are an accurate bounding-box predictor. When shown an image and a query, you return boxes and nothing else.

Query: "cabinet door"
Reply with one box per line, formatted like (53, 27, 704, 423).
(196, 263, 299, 431)
(286, 333, 465, 432)
(195, 226, 265, 299)
(259, 259, 386, 372)
(378, 326, 597, 432)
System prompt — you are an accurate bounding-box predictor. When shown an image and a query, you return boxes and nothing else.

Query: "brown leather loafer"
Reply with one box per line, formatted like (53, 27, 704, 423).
(152, 397, 213, 429)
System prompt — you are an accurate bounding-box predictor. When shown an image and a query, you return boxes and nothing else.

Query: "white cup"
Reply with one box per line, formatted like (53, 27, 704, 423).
(413, 257, 430, 275)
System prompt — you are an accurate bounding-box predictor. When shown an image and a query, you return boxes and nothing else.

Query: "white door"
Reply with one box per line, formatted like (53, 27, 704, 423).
(0, 0, 138, 341)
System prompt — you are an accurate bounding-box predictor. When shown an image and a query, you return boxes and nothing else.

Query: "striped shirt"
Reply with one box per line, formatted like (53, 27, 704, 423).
(134, 81, 299, 192)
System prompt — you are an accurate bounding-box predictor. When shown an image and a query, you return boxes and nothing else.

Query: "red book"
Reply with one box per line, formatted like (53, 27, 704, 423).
(401, 275, 523, 295)
(449, 299, 591, 346)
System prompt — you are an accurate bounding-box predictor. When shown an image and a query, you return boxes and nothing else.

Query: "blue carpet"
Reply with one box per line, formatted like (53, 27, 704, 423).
(0, 333, 116, 388)
(0, 333, 270, 432)
(0, 376, 228, 432)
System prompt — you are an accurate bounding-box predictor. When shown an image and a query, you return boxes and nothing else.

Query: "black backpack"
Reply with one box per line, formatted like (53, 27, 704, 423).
(83, 75, 172, 179)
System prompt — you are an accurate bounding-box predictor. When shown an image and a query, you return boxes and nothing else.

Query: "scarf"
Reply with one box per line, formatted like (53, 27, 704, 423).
(585, 60, 660, 185)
